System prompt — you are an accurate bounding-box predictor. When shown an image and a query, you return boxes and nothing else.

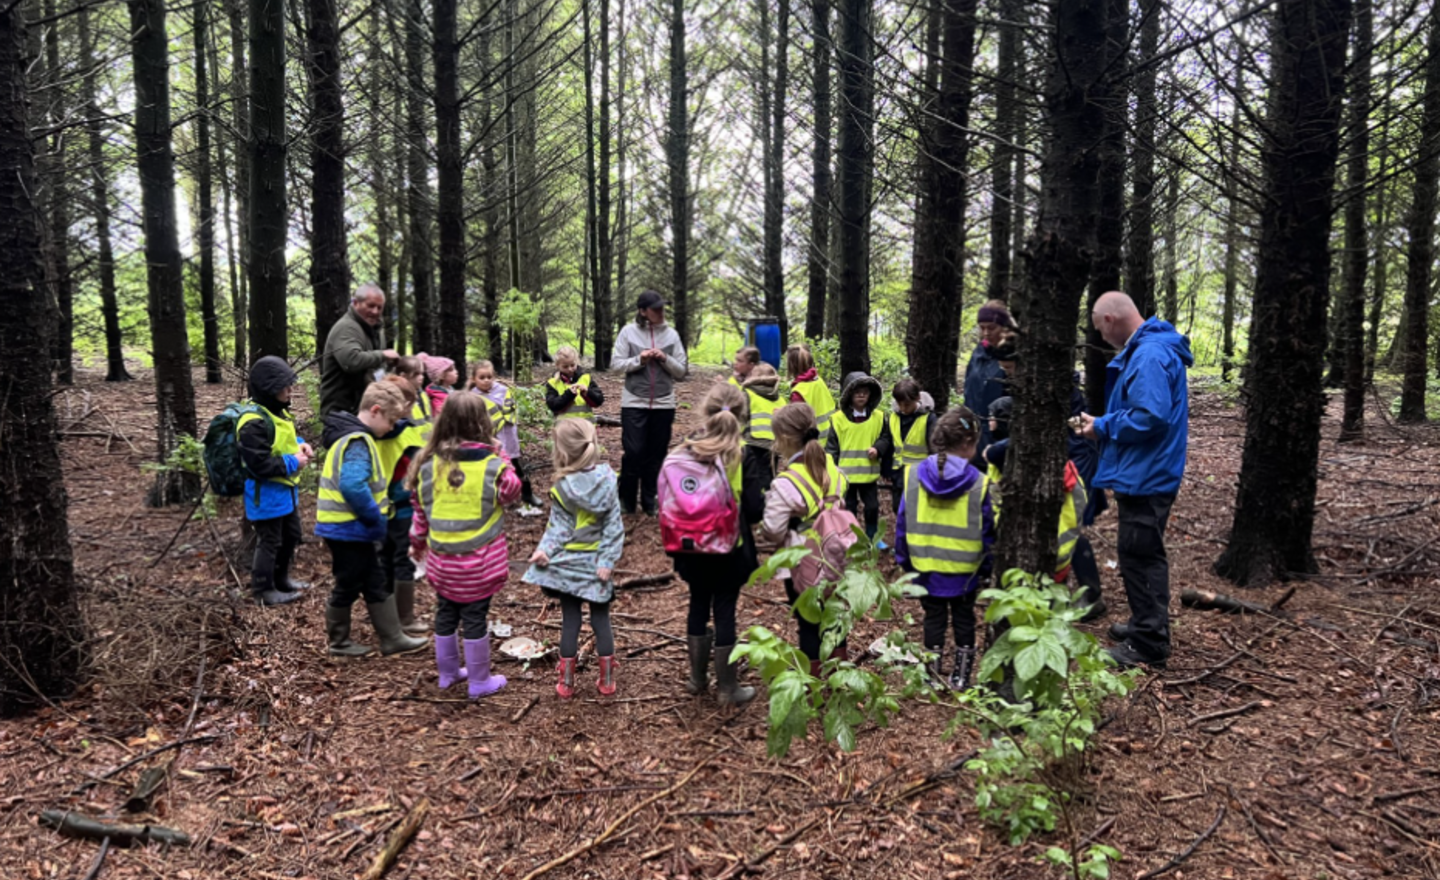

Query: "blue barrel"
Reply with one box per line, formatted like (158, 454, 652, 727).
(746, 317, 783, 368)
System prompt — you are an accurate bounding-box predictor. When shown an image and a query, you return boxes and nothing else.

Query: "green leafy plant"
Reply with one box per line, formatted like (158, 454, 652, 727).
(954, 569, 1138, 879)
(509, 384, 551, 450)
(497, 289, 542, 383)
(801, 336, 841, 390)
(142, 434, 216, 518)
(733, 532, 934, 758)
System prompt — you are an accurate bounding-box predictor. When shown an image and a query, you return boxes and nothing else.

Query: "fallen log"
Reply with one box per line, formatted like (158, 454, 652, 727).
(123, 761, 172, 813)
(39, 810, 192, 848)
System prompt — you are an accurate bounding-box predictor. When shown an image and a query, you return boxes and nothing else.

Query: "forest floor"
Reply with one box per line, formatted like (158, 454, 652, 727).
(2, 363, 1439, 880)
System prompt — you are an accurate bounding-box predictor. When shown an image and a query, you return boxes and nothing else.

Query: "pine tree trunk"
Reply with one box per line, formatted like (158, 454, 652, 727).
(763, 0, 791, 346)
(596, 0, 615, 360)
(479, 12, 502, 365)
(247, 0, 287, 361)
(985, 0, 1019, 304)
(803, 0, 832, 341)
(42, 0, 72, 386)
(1366, 63, 1394, 383)
(307, 0, 350, 356)
(130, 0, 200, 506)
(1083, 0, 1129, 418)
(0, 4, 85, 715)
(80, 8, 131, 381)
(1125, 0, 1161, 318)
(583, 0, 602, 360)
(906, 0, 977, 414)
(404, 0, 434, 353)
(1398, 8, 1440, 423)
(433, 0, 465, 376)
(612, 0, 630, 337)
(195, 1, 222, 383)
(1221, 69, 1242, 384)
(668, 0, 690, 344)
(1339, 0, 1371, 441)
(836, 0, 872, 377)
(1213, 0, 1352, 586)
(997, 0, 1110, 577)
(1161, 160, 1179, 325)
(227, 0, 248, 368)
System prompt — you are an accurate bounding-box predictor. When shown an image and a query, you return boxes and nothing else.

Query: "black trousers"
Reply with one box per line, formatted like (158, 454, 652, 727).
(1114, 492, 1176, 661)
(325, 539, 391, 607)
(620, 407, 676, 508)
(1071, 535, 1102, 603)
(382, 514, 417, 587)
(844, 481, 881, 535)
(676, 550, 749, 646)
(435, 595, 491, 640)
(557, 594, 615, 657)
(921, 592, 978, 652)
(784, 578, 848, 661)
(250, 510, 301, 593)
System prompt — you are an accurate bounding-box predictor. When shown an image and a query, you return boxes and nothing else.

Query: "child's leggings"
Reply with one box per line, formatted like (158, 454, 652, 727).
(558, 594, 614, 658)
(844, 482, 881, 536)
(435, 595, 491, 640)
(921, 592, 978, 652)
(676, 550, 749, 646)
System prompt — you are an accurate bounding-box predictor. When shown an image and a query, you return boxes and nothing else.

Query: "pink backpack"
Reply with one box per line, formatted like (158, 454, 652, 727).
(783, 471, 860, 592)
(658, 448, 740, 554)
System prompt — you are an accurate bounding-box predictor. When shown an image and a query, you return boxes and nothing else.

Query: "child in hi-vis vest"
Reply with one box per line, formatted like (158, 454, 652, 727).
(786, 344, 838, 445)
(408, 393, 521, 698)
(826, 372, 893, 547)
(545, 345, 605, 422)
(524, 418, 625, 698)
(894, 407, 995, 691)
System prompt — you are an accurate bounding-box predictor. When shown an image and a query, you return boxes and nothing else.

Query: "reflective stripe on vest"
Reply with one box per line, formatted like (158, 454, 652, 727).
(986, 462, 1004, 514)
(792, 379, 837, 442)
(831, 411, 886, 483)
(547, 374, 596, 420)
(1055, 472, 1088, 576)
(317, 432, 391, 523)
(778, 458, 847, 531)
(903, 465, 986, 574)
(551, 480, 605, 551)
(889, 412, 930, 467)
(418, 455, 506, 554)
(744, 390, 781, 446)
(482, 395, 511, 433)
(237, 409, 300, 487)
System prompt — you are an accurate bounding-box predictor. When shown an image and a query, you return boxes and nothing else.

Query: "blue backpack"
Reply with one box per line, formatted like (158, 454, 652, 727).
(202, 403, 271, 497)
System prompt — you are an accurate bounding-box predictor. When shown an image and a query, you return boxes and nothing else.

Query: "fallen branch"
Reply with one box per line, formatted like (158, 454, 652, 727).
(511, 695, 540, 724)
(122, 760, 172, 813)
(1188, 701, 1263, 728)
(1181, 589, 1274, 616)
(39, 810, 192, 848)
(359, 797, 429, 880)
(71, 735, 218, 796)
(518, 749, 722, 880)
(1136, 804, 1225, 879)
(713, 815, 825, 880)
(1373, 783, 1440, 804)
(1226, 783, 1285, 864)
(80, 835, 111, 880)
(881, 749, 978, 807)
(616, 571, 675, 590)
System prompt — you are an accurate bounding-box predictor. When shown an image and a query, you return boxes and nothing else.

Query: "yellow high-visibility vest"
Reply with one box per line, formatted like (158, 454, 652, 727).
(410, 395, 434, 441)
(903, 465, 988, 574)
(777, 458, 848, 530)
(416, 453, 508, 554)
(318, 431, 391, 524)
(546, 374, 596, 420)
(551, 478, 606, 552)
(791, 378, 837, 443)
(1055, 469, 1088, 577)
(236, 409, 299, 488)
(744, 390, 782, 447)
(889, 411, 931, 468)
(831, 411, 887, 484)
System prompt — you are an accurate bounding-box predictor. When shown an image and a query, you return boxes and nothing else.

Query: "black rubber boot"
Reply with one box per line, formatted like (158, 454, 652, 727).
(686, 631, 713, 695)
(367, 595, 429, 655)
(326, 605, 374, 657)
(948, 647, 975, 690)
(714, 644, 756, 706)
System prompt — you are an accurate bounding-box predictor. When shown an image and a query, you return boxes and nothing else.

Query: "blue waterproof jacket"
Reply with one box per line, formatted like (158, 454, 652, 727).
(962, 343, 1005, 451)
(240, 356, 306, 521)
(1092, 318, 1193, 496)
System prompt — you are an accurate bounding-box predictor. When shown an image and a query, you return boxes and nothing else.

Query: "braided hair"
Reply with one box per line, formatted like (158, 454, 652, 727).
(931, 406, 981, 476)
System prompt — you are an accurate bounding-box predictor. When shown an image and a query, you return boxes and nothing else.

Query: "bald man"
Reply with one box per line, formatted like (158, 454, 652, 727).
(1075, 292, 1192, 670)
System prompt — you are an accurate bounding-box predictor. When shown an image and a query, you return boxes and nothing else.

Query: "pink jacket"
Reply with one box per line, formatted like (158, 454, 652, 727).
(410, 443, 522, 603)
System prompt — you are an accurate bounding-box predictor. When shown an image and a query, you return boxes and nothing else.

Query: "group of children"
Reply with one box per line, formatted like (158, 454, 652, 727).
(235, 335, 1094, 703)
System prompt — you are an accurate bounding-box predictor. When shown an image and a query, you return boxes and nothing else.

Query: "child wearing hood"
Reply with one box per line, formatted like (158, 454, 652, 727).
(885, 379, 935, 518)
(895, 407, 995, 690)
(408, 393, 522, 698)
(826, 372, 893, 546)
(238, 355, 315, 606)
(739, 364, 783, 525)
(317, 381, 429, 658)
(524, 418, 625, 698)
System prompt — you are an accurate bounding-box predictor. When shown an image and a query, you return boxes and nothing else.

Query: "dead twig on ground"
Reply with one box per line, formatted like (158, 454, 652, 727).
(713, 815, 825, 880)
(70, 735, 218, 796)
(1136, 804, 1225, 879)
(1188, 701, 1262, 728)
(358, 798, 428, 880)
(80, 835, 111, 880)
(39, 810, 192, 847)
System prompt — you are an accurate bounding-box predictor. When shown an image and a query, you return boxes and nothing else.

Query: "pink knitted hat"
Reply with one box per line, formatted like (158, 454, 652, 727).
(420, 353, 455, 384)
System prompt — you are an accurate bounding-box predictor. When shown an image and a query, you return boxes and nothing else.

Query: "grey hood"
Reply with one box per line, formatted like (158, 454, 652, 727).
(555, 463, 619, 514)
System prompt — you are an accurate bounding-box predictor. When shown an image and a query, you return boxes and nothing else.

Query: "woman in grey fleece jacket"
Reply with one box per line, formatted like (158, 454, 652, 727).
(609, 291, 688, 513)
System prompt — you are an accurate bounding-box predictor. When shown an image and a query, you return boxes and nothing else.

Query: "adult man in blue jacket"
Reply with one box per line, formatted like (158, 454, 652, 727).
(1076, 292, 1192, 669)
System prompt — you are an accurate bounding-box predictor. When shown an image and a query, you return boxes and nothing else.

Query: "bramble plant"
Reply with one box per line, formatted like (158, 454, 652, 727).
(954, 569, 1138, 879)
(732, 530, 935, 758)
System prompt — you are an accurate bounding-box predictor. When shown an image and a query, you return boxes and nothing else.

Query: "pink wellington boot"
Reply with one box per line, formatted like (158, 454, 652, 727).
(597, 655, 618, 696)
(556, 656, 577, 699)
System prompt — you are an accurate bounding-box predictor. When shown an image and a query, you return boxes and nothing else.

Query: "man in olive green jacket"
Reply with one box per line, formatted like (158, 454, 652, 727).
(320, 284, 399, 417)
